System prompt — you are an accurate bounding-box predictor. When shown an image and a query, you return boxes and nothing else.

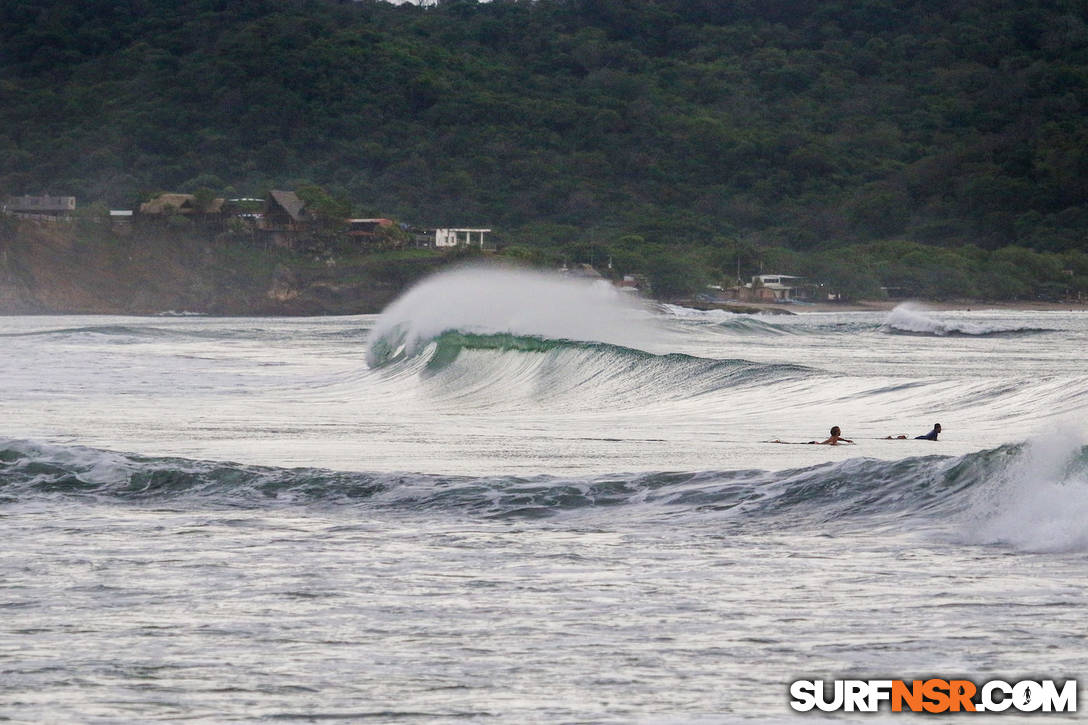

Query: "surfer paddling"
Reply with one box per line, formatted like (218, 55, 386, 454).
(811, 426, 853, 445)
(771, 425, 854, 445)
(884, 423, 941, 440)
(916, 423, 941, 440)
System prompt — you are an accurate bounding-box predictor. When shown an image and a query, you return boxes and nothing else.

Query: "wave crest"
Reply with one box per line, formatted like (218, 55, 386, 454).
(881, 303, 1051, 336)
(365, 266, 657, 367)
(958, 426, 1088, 553)
(4, 438, 1085, 552)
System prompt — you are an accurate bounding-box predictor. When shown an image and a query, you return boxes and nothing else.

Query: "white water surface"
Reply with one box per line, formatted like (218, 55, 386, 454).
(2, 270, 1086, 721)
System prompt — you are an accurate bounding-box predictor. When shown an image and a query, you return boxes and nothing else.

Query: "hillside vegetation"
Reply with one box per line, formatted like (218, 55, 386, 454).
(1, 0, 1086, 300)
(0, 217, 459, 314)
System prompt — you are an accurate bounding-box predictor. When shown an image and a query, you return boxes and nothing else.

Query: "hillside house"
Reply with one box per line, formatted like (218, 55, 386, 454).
(408, 227, 435, 247)
(734, 274, 815, 302)
(435, 228, 491, 248)
(560, 263, 603, 279)
(229, 198, 264, 223)
(258, 190, 311, 248)
(138, 193, 228, 229)
(4, 194, 76, 219)
(110, 210, 133, 230)
(404, 226, 493, 249)
(347, 218, 395, 239)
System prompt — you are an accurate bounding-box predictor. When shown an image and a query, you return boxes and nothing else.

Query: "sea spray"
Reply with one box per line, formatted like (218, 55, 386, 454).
(882, 302, 1051, 336)
(958, 423, 1088, 553)
(365, 265, 659, 367)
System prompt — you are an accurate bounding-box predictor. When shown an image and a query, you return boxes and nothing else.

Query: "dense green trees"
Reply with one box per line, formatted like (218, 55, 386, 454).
(1, 0, 1086, 299)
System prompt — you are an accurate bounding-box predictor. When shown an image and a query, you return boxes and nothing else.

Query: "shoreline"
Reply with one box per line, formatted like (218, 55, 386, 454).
(680, 299, 1088, 314)
(3, 298, 1088, 318)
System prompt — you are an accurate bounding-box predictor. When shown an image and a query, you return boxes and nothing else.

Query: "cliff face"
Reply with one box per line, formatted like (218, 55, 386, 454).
(0, 220, 423, 316)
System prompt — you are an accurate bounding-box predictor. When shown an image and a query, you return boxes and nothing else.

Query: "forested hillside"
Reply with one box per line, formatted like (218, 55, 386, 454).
(2, 0, 1087, 299)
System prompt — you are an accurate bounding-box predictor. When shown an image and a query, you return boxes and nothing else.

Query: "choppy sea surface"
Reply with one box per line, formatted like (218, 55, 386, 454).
(2, 268, 1086, 722)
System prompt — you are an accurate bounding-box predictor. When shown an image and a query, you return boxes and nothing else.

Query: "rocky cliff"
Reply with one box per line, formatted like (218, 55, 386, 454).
(0, 220, 444, 316)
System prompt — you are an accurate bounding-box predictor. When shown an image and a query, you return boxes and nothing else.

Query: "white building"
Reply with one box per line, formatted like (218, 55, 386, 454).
(737, 274, 813, 301)
(4, 194, 76, 218)
(435, 228, 491, 248)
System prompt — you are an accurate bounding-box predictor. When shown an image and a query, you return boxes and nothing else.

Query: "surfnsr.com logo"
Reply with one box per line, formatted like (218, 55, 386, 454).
(789, 679, 1077, 713)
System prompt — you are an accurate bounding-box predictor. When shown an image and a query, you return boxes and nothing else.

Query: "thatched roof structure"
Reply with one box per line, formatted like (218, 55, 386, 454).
(266, 190, 308, 222)
(140, 193, 226, 215)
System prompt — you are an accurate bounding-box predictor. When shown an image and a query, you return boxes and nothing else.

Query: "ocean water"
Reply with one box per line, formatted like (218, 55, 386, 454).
(2, 267, 1086, 722)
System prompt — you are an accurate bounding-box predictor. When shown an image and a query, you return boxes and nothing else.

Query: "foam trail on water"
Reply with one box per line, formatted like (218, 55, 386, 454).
(366, 265, 659, 367)
(659, 303, 738, 322)
(959, 421, 1088, 553)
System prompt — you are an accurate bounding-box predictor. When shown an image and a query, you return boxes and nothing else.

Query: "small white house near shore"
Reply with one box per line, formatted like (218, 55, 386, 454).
(435, 228, 491, 248)
(733, 274, 814, 301)
(3, 194, 76, 219)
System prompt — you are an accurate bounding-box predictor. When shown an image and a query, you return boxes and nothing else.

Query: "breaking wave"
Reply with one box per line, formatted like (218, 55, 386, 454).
(658, 304, 798, 335)
(366, 265, 657, 367)
(363, 329, 814, 413)
(418, 330, 808, 385)
(881, 303, 1052, 336)
(363, 268, 812, 403)
(957, 425, 1088, 552)
(4, 437, 1084, 551)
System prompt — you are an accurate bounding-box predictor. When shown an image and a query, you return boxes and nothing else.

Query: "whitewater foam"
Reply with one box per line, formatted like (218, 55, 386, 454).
(365, 266, 659, 366)
(659, 303, 738, 322)
(957, 423, 1088, 553)
(882, 302, 1050, 336)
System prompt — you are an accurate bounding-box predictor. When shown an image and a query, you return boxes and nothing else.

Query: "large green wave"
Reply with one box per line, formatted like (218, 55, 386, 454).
(424, 331, 599, 370)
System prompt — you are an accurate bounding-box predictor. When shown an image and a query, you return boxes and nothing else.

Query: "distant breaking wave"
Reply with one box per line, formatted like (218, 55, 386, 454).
(364, 268, 811, 399)
(367, 330, 813, 412)
(3, 437, 1085, 552)
(881, 303, 1052, 336)
(366, 265, 658, 367)
(659, 304, 800, 335)
(416, 330, 808, 381)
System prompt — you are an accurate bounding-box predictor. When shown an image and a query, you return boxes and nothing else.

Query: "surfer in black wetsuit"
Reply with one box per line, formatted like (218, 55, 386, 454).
(915, 423, 941, 440)
(885, 423, 942, 440)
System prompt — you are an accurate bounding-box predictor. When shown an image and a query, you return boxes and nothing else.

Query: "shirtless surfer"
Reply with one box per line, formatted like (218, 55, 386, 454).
(772, 426, 854, 445)
(811, 425, 853, 445)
